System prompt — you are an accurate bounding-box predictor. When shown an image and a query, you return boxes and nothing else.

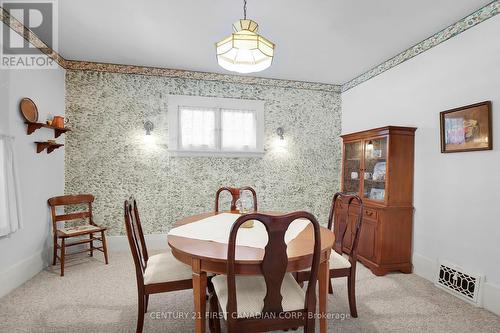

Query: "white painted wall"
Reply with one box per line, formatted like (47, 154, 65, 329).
(0, 32, 66, 297)
(342, 15, 500, 313)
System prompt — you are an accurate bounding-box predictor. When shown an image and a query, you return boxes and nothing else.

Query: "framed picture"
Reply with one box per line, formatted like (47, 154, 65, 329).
(440, 101, 492, 153)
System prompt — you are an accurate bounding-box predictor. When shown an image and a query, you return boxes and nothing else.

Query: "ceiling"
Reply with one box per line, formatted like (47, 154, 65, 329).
(57, 0, 492, 85)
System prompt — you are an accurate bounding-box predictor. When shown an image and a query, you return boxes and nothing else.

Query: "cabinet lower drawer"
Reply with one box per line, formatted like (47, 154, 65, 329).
(363, 207, 378, 220)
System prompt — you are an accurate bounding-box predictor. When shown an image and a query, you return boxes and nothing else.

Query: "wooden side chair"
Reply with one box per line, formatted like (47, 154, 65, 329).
(215, 186, 258, 212)
(297, 192, 363, 318)
(208, 211, 322, 333)
(48, 194, 109, 276)
(124, 197, 194, 333)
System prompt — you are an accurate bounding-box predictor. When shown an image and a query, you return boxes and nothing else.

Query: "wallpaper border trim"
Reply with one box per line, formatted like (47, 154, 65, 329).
(63, 60, 341, 92)
(2, 2, 499, 93)
(341, 1, 500, 92)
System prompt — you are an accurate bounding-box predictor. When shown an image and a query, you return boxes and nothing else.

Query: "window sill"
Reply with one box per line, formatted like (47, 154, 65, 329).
(168, 150, 265, 158)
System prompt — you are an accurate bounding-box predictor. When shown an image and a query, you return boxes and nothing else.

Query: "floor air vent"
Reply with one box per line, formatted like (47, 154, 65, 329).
(435, 261, 483, 305)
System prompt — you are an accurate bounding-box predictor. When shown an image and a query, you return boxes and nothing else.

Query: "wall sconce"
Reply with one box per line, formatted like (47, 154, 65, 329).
(366, 140, 374, 150)
(144, 121, 154, 135)
(274, 127, 287, 153)
(276, 127, 284, 140)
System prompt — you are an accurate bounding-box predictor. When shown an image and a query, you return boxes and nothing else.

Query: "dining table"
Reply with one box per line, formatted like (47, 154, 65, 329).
(167, 211, 335, 333)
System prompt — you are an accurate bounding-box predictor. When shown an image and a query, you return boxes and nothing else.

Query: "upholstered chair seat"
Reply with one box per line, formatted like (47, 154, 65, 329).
(124, 198, 194, 333)
(212, 273, 305, 319)
(143, 251, 193, 285)
(299, 251, 351, 273)
(208, 212, 321, 332)
(296, 193, 364, 318)
(329, 251, 351, 269)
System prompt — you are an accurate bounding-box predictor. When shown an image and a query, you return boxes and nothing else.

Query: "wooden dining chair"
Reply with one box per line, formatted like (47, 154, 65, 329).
(297, 192, 363, 318)
(124, 197, 194, 333)
(208, 211, 322, 333)
(48, 194, 109, 276)
(215, 186, 258, 212)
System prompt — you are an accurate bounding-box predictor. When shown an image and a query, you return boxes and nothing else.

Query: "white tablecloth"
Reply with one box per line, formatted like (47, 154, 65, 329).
(168, 213, 310, 249)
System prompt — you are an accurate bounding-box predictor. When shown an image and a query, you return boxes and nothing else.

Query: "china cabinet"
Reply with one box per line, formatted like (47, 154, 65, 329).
(339, 126, 416, 276)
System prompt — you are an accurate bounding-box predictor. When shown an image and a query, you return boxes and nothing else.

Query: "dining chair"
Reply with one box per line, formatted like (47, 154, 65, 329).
(215, 186, 258, 212)
(124, 197, 194, 333)
(208, 211, 322, 333)
(296, 192, 363, 318)
(48, 194, 109, 276)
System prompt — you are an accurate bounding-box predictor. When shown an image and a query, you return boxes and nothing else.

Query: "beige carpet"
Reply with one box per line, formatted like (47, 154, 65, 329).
(0, 251, 499, 333)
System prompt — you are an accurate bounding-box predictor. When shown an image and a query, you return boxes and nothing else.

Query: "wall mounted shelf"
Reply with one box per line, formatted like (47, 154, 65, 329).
(25, 121, 70, 138)
(35, 141, 64, 154)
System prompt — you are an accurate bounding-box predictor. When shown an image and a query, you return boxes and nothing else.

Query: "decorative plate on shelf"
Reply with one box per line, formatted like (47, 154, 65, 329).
(373, 162, 386, 181)
(19, 98, 39, 123)
(370, 188, 385, 200)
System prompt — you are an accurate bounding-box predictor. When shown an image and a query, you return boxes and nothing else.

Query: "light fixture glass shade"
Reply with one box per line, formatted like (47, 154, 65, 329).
(216, 19, 275, 74)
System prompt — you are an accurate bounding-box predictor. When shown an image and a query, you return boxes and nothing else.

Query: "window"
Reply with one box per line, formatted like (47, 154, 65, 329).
(168, 95, 264, 157)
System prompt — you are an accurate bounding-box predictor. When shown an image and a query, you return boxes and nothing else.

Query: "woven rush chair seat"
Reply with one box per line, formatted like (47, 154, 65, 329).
(57, 224, 105, 237)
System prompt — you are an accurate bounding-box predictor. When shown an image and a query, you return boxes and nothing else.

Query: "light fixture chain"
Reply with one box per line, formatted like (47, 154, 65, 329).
(243, 0, 247, 19)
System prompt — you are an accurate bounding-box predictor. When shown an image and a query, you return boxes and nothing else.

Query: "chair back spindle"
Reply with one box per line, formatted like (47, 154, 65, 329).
(48, 194, 95, 232)
(226, 212, 321, 323)
(327, 192, 364, 263)
(215, 186, 258, 212)
(124, 198, 149, 284)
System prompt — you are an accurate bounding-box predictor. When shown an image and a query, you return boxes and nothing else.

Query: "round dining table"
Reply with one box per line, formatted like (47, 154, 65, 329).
(168, 211, 335, 333)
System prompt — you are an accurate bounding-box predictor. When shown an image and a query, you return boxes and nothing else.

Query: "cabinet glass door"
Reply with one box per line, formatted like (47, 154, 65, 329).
(343, 141, 362, 195)
(363, 137, 388, 201)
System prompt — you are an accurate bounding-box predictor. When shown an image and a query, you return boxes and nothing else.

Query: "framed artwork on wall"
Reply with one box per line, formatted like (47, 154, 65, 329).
(440, 101, 492, 153)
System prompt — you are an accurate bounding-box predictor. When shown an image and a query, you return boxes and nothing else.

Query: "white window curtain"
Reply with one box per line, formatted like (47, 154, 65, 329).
(0, 134, 23, 237)
(221, 109, 257, 150)
(179, 107, 216, 150)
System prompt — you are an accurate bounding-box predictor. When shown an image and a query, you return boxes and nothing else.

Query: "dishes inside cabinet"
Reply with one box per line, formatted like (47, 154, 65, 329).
(369, 188, 385, 200)
(373, 162, 386, 181)
(20, 98, 39, 123)
(372, 149, 383, 158)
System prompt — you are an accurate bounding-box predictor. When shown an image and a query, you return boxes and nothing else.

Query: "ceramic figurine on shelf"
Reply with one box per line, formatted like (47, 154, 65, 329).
(52, 116, 65, 128)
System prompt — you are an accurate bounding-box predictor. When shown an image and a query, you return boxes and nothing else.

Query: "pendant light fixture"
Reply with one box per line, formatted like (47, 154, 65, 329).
(216, 0, 275, 74)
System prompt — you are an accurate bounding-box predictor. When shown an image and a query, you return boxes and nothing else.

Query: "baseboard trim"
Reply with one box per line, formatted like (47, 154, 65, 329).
(483, 282, 500, 316)
(0, 250, 46, 298)
(107, 234, 169, 252)
(412, 252, 500, 316)
(412, 252, 437, 282)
